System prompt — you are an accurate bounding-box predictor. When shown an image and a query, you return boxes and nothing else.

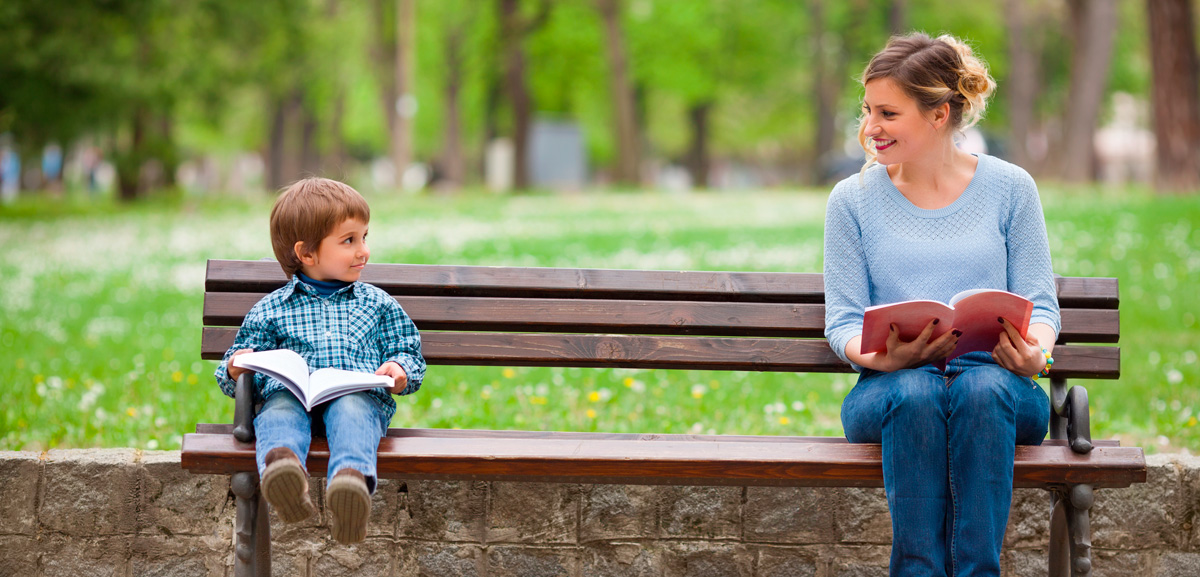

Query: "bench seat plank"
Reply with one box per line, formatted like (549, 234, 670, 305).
(181, 430, 1145, 489)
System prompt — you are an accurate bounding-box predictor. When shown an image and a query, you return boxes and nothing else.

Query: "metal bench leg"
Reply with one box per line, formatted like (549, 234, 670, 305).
(232, 472, 271, 577)
(1049, 490, 1070, 577)
(1067, 484, 1094, 576)
(1048, 484, 1095, 577)
(1049, 376, 1096, 576)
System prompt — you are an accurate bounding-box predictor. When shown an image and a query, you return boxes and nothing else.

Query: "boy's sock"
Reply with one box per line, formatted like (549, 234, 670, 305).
(327, 468, 371, 544)
(260, 447, 316, 523)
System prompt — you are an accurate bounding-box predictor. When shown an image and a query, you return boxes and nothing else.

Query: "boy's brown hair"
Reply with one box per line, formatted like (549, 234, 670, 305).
(270, 178, 371, 277)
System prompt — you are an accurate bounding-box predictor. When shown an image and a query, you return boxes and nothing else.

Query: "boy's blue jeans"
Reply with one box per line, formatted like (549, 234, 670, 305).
(254, 390, 390, 493)
(840, 351, 1050, 577)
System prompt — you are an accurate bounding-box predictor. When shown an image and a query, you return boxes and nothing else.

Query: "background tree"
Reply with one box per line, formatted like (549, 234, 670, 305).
(598, 0, 641, 186)
(1146, 0, 1200, 193)
(498, 0, 552, 190)
(1058, 0, 1117, 182)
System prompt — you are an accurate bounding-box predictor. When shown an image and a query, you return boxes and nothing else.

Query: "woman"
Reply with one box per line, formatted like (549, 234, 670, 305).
(822, 33, 1059, 577)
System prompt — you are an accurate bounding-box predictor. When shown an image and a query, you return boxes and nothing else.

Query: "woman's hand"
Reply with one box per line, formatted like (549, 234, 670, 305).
(993, 318, 1049, 377)
(878, 319, 960, 371)
(376, 361, 408, 394)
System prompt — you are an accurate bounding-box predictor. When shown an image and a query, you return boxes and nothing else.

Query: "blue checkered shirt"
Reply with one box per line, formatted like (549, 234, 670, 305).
(214, 276, 425, 422)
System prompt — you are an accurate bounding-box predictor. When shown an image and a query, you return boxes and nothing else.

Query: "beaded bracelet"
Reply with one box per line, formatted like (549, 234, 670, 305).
(1031, 347, 1054, 380)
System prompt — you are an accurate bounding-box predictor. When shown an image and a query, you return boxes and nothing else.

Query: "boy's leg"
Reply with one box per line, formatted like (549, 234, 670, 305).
(254, 391, 316, 523)
(321, 392, 388, 543)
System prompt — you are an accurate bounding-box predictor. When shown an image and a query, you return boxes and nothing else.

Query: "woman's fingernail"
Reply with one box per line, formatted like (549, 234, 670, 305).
(933, 319, 940, 325)
(997, 317, 1004, 324)
(953, 330, 963, 337)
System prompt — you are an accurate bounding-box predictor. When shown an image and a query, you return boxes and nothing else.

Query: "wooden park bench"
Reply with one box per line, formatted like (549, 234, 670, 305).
(182, 258, 1145, 577)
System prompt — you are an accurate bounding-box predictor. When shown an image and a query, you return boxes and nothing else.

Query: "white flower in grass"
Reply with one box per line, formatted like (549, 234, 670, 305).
(690, 384, 706, 399)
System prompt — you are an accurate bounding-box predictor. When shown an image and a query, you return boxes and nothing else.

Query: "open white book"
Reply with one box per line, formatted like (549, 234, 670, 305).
(232, 349, 393, 411)
(860, 288, 1034, 365)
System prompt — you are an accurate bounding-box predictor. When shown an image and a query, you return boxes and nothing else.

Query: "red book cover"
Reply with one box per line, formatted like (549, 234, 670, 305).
(860, 289, 1034, 362)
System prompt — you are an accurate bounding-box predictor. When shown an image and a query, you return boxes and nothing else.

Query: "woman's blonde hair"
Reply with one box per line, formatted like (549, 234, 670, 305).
(857, 33, 996, 171)
(269, 177, 371, 277)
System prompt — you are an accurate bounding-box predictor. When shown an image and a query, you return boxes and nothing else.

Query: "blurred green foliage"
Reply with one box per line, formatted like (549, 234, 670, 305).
(0, 0, 1156, 189)
(1, 187, 1196, 453)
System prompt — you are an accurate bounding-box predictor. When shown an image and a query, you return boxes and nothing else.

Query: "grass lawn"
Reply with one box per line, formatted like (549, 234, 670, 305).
(1, 186, 1196, 454)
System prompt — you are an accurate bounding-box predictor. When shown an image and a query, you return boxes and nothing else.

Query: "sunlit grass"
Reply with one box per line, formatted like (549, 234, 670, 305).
(1, 186, 1196, 454)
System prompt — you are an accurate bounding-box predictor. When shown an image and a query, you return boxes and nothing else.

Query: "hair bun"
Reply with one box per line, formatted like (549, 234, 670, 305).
(936, 34, 994, 127)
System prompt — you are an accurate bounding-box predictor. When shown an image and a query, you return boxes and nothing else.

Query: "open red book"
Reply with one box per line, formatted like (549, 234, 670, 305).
(859, 288, 1034, 365)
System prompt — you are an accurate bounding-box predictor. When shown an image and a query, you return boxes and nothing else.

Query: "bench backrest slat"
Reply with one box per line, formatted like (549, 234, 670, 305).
(201, 327, 1117, 377)
(206, 259, 828, 302)
(203, 295, 1118, 342)
(201, 260, 1120, 379)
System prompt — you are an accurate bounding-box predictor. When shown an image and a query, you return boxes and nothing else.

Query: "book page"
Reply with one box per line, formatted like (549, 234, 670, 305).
(946, 290, 1033, 358)
(860, 300, 954, 355)
(232, 349, 310, 394)
(307, 369, 393, 408)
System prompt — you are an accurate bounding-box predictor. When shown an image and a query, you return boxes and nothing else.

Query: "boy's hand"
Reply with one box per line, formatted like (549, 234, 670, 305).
(376, 361, 408, 394)
(226, 349, 254, 381)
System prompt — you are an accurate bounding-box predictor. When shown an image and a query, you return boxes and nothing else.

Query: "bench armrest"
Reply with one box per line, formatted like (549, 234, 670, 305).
(233, 372, 256, 443)
(1051, 378, 1092, 454)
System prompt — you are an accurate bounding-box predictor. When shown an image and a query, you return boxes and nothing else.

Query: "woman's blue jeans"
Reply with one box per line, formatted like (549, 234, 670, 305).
(840, 351, 1049, 577)
(254, 390, 390, 493)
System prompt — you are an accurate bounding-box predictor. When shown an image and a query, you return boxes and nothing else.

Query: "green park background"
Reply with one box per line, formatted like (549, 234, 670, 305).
(1, 0, 1197, 454)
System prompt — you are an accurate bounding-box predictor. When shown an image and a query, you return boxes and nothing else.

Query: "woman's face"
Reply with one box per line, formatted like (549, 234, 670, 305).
(861, 78, 948, 165)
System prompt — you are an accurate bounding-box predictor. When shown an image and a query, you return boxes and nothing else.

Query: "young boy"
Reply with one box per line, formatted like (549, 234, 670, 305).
(214, 177, 425, 544)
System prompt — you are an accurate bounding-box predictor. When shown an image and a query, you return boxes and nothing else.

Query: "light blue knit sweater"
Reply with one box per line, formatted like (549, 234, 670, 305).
(822, 154, 1061, 367)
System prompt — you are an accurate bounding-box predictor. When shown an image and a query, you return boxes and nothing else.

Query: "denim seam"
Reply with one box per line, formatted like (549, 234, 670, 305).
(946, 375, 959, 577)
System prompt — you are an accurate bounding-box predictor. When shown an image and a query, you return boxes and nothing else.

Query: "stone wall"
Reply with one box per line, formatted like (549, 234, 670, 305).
(1, 450, 1196, 577)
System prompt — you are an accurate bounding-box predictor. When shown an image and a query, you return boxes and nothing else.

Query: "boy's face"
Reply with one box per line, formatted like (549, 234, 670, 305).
(296, 218, 370, 283)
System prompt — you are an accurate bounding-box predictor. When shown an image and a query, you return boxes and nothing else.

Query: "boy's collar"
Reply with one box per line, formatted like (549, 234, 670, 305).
(285, 274, 360, 298)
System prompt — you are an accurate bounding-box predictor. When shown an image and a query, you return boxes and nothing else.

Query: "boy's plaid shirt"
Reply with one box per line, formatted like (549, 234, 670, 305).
(214, 276, 425, 422)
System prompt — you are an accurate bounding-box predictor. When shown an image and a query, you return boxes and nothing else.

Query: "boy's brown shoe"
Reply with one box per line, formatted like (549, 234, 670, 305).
(260, 447, 316, 523)
(327, 468, 371, 544)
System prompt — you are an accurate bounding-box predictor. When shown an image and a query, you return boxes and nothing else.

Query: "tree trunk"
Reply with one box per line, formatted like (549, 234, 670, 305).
(439, 23, 466, 190)
(1060, 0, 1117, 183)
(159, 112, 177, 188)
(686, 102, 712, 189)
(810, 0, 833, 184)
(1146, 0, 1200, 193)
(500, 0, 532, 190)
(371, 0, 398, 184)
(300, 96, 320, 178)
(598, 0, 641, 186)
(325, 0, 347, 176)
(888, 0, 908, 35)
(393, 0, 415, 187)
(1004, 0, 1041, 172)
(117, 109, 146, 202)
(266, 97, 287, 191)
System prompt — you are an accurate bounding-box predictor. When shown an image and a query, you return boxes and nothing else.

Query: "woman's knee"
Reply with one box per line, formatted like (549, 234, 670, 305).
(886, 370, 947, 415)
(842, 369, 946, 442)
(948, 365, 1023, 415)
